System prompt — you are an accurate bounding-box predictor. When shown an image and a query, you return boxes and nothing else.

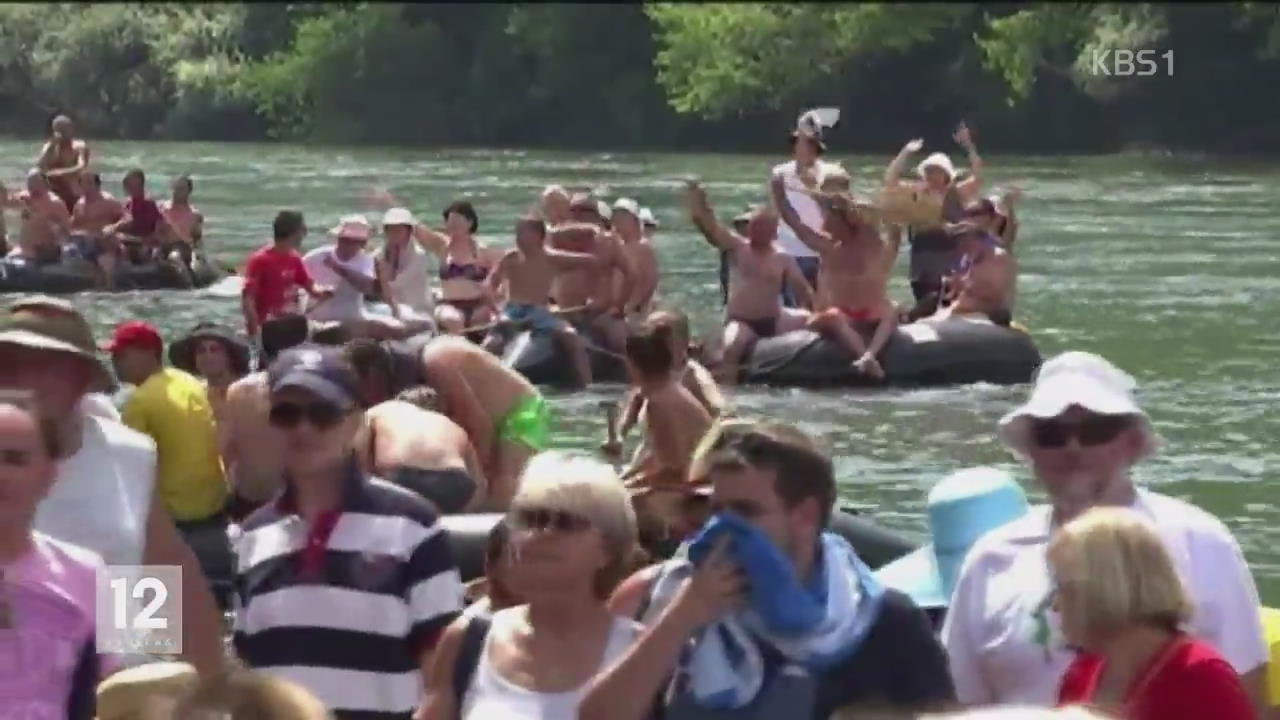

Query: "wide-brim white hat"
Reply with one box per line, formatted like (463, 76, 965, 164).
(328, 214, 372, 240)
(917, 152, 956, 181)
(381, 207, 416, 227)
(997, 351, 1159, 460)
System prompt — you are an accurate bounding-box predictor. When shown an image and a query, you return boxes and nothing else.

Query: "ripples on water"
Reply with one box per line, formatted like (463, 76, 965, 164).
(2, 142, 1278, 599)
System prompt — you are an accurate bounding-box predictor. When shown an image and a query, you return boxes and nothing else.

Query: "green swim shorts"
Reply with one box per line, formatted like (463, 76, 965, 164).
(497, 393, 552, 451)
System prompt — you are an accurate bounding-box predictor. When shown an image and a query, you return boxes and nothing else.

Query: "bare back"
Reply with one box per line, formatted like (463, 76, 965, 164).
(364, 401, 471, 473)
(624, 383, 713, 489)
(547, 223, 605, 307)
(219, 372, 284, 504)
(617, 238, 659, 311)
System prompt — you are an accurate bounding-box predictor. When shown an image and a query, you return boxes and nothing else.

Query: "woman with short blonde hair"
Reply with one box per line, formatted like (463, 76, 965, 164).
(420, 452, 644, 720)
(1051, 507, 1254, 719)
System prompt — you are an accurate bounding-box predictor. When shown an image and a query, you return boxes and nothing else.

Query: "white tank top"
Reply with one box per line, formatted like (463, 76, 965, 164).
(34, 414, 155, 567)
(378, 241, 434, 314)
(460, 611, 640, 720)
(771, 159, 834, 259)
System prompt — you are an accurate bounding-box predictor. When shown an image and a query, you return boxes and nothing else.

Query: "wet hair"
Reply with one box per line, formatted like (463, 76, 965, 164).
(625, 323, 676, 379)
(697, 420, 836, 527)
(273, 210, 305, 242)
(124, 168, 145, 184)
(395, 385, 441, 413)
(258, 313, 309, 366)
(442, 200, 479, 234)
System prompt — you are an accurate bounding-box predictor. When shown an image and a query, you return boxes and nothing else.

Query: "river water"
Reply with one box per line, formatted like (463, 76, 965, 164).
(4, 140, 1279, 600)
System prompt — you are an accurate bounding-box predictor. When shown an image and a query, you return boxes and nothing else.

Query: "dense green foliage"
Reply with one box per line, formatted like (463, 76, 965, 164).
(2, 2, 1278, 152)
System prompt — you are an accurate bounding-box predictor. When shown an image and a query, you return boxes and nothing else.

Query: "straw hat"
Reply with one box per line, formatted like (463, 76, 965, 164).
(96, 662, 199, 720)
(327, 214, 372, 241)
(0, 295, 112, 391)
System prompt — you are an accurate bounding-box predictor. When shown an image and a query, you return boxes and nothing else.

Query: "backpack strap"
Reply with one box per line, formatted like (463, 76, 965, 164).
(452, 611, 493, 715)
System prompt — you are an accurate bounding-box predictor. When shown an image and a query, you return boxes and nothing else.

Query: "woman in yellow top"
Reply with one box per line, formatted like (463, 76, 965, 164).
(104, 320, 232, 609)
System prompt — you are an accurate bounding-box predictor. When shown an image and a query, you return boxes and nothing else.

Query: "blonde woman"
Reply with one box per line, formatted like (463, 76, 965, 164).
(420, 452, 643, 720)
(1051, 507, 1254, 719)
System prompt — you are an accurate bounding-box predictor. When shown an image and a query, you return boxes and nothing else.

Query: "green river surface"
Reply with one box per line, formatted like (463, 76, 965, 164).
(3, 140, 1279, 601)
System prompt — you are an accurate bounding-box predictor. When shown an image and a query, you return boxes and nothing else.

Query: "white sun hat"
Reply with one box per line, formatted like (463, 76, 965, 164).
(639, 207, 658, 228)
(612, 197, 641, 219)
(382, 207, 416, 227)
(328, 214, 372, 240)
(916, 152, 956, 181)
(997, 351, 1158, 460)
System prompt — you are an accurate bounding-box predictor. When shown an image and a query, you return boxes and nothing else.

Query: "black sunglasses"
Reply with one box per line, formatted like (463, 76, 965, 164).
(510, 507, 592, 534)
(1031, 415, 1132, 449)
(269, 401, 348, 430)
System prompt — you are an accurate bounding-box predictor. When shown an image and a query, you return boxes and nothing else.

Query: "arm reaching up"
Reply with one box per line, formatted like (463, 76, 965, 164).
(884, 138, 924, 187)
(954, 122, 983, 199)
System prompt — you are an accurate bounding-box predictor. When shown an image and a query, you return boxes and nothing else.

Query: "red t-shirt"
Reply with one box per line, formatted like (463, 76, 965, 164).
(1058, 635, 1254, 720)
(242, 244, 313, 323)
(122, 196, 162, 237)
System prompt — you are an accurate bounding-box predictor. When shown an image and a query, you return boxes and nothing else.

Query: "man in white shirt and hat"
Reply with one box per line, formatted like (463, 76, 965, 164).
(302, 214, 410, 340)
(373, 207, 436, 335)
(770, 107, 841, 309)
(941, 351, 1267, 711)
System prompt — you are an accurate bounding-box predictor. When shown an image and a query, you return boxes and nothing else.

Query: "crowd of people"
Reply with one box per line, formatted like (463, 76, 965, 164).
(1, 115, 205, 290)
(0, 106, 1272, 720)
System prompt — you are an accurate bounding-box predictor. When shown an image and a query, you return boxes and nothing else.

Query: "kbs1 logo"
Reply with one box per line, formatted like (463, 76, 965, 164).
(95, 565, 184, 654)
(1091, 50, 1174, 77)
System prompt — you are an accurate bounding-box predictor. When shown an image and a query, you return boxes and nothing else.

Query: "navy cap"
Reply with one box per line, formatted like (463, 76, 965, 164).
(267, 345, 360, 409)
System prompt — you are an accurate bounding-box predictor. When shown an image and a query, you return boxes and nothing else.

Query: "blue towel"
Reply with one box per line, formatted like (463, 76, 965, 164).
(648, 513, 886, 710)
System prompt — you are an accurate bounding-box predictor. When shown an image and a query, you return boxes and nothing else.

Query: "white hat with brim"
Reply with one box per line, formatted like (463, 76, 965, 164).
(875, 466, 1030, 608)
(0, 299, 113, 392)
(997, 351, 1158, 461)
(381, 207, 416, 227)
(328, 214, 372, 240)
(613, 198, 641, 219)
(639, 207, 658, 227)
(917, 152, 956, 181)
(596, 200, 612, 221)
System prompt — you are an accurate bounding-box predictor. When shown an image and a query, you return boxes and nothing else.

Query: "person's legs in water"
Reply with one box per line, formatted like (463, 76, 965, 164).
(385, 466, 477, 515)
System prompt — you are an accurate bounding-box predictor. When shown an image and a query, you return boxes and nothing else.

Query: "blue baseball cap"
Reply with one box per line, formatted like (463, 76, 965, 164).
(875, 467, 1029, 608)
(267, 345, 360, 409)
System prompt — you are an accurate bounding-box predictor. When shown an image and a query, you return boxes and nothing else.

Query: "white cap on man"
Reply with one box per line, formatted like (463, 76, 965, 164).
(612, 198, 641, 219)
(382, 207, 416, 227)
(639, 207, 658, 228)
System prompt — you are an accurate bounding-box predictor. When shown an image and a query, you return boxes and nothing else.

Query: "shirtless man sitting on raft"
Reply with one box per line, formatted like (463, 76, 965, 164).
(3, 169, 72, 265)
(484, 216, 600, 388)
(159, 174, 204, 267)
(546, 193, 637, 355)
(70, 172, 125, 288)
(686, 180, 814, 384)
(346, 334, 550, 510)
(359, 386, 488, 514)
(787, 168, 900, 380)
(926, 219, 1016, 327)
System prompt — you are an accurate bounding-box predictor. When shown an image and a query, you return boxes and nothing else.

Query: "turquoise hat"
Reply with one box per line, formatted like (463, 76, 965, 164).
(875, 467, 1029, 608)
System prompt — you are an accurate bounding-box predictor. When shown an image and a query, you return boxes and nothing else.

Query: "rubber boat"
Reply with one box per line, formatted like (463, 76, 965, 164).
(438, 507, 917, 583)
(744, 317, 1041, 388)
(499, 316, 1040, 389)
(0, 253, 226, 294)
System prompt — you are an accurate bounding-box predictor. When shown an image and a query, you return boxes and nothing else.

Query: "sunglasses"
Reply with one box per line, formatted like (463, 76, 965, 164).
(510, 507, 592, 534)
(1031, 415, 1132, 449)
(269, 401, 348, 430)
(0, 448, 33, 467)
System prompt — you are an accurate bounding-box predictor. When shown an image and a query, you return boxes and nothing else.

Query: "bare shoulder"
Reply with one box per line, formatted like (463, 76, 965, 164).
(607, 563, 663, 617)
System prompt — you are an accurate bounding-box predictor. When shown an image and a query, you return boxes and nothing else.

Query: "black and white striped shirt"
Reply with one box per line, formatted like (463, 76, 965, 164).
(233, 464, 464, 719)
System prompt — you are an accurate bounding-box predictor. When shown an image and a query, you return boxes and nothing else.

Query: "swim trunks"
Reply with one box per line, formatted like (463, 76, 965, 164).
(68, 232, 102, 262)
(496, 393, 551, 452)
(385, 466, 476, 515)
(442, 297, 486, 328)
(734, 316, 778, 339)
(502, 303, 564, 333)
(837, 306, 882, 325)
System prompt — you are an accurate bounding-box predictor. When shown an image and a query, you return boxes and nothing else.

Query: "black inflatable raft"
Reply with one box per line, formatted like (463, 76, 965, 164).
(438, 507, 918, 583)
(500, 327, 629, 387)
(0, 255, 225, 294)
(744, 318, 1041, 388)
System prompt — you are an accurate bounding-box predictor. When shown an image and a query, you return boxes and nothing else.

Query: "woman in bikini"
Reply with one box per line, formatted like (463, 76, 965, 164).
(415, 201, 503, 334)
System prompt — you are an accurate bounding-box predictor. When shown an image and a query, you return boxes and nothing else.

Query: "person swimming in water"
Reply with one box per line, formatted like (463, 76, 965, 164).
(884, 122, 985, 302)
(687, 180, 814, 385)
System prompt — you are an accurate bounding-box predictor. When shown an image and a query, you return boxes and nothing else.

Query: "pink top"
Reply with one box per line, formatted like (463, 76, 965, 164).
(0, 532, 115, 719)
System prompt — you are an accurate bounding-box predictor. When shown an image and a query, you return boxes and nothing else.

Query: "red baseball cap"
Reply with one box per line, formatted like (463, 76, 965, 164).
(101, 321, 163, 354)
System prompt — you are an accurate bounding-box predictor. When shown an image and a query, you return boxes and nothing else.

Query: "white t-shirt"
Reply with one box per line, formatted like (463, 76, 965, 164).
(374, 241, 434, 315)
(35, 414, 156, 567)
(302, 246, 376, 322)
(941, 488, 1267, 707)
(770, 159, 837, 259)
(80, 392, 121, 422)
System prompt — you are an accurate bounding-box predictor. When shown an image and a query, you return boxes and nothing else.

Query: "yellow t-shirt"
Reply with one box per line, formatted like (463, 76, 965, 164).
(122, 368, 227, 522)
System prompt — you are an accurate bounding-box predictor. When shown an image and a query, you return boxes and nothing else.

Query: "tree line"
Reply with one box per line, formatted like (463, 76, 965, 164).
(2, 3, 1279, 154)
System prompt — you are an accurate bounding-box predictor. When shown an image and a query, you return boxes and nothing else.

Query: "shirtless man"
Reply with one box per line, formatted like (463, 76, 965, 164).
(217, 314, 310, 521)
(612, 198, 660, 317)
(927, 221, 1016, 327)
(786, 171, 900, 380)
(483, 216, 599, 387)
(36, 115, 90, 213)
(70, 172, 125, 288)
(358, 388, 488, 514)
(3, 169, 72, 265)
(159, 174, 204, 267)
(346, 334, 550, 510)
(618, 321, 713, 547)
(687, 181, 813, 384)
(546, 193, 636, 354)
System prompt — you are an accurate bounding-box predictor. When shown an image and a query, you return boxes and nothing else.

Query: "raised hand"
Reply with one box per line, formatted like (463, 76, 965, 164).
(670, 536, 746, 631)
(954, 121, 974, 149)
(903, 138, 924, 154)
